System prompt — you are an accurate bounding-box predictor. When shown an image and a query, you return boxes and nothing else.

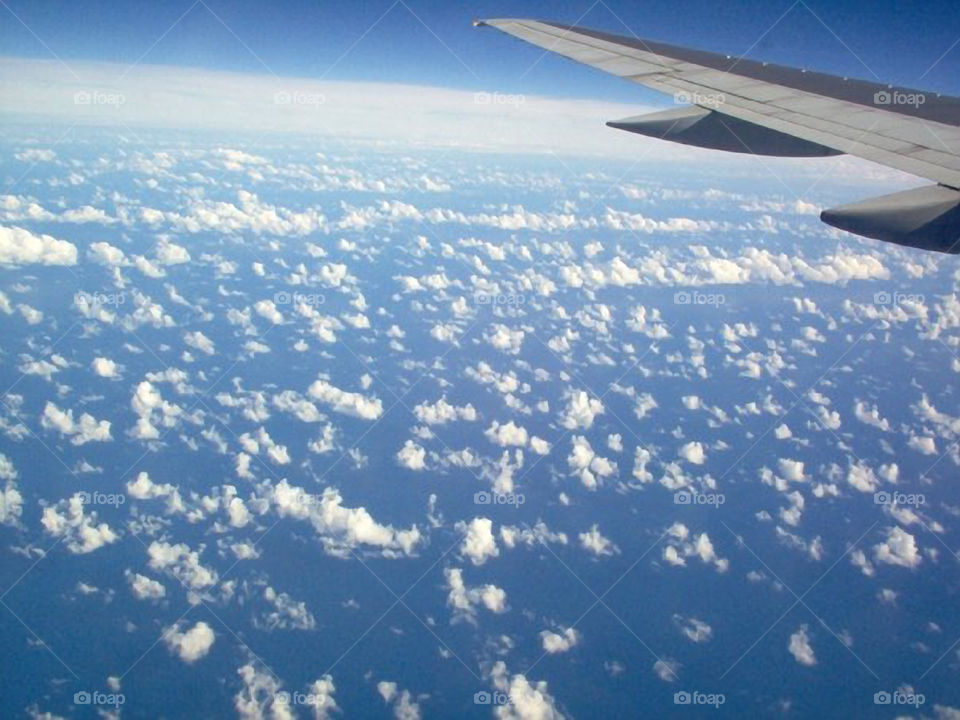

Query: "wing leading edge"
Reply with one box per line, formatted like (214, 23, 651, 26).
(476, 18, 960, 253)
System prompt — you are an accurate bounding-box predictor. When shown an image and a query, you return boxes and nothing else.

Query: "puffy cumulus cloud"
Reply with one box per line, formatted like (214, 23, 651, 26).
(396, 439, 427, 471)
(254, 298, 285, 325)
(579, 524, 618, 557)
(41, 402, 112, 445)
(444, 567, 508, 623)
(88, 240, 126, 266)
(377, 681, 421, 720)
(500, 521, 568, 549)
(0, 482, 23, 527)
(377, 683, 422, 720)
(485, 420, 529, 448)
(677, 441, 706, 465)
(672, 614, 713, 643)
(91, 356, 120, 378)
(258, 585, 316, 631)
(412, 397, 477, 425)
(662, 523, 729, 572)
(458, 517, 499, 565)
(304, 675, 340, 720)
(147, 541, 218, 595)
(540, 627, 580, 654)
(41, 493, 118, 554)
(778, 459, 806, 482)
(874, 527, 921, 568)
(163, 620, 215, 663)
(308, 377, 383, 420)
(184, 330, 216, 355)
(486, 323, 524, 354)
(489, 661, 564, 720)
(155, 237, 190, 265)
(788, 625, 816, 666)
(125, 571, 166, 600)
(126, 471, 185, 514)
(269, 480, 421, 558)
(559, 390, 604, 430)
(146, 190, 328, 237)
(0, 224, 76, 266)
(846, 461, 879, 493)
(234, 664, 292, 720)
(130, 380, 183, 440)
(567, 436, 618, 489)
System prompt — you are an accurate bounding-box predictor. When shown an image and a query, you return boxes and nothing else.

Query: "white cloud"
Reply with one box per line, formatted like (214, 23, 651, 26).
(91, 357, 120, 378)
(788, 625, 816, 666)
(41, 402, 112, 445)
(874, 527, 921, 568)
(184, 330, 216, 355)
(458, 517, 499, 565)
(163, 621, 215, 663)
(396, 440, 427, 471)
(540, 627, 580, 654)
(485, 420, 529, 447)
(308, 377, 383, 420)
(678, 441, 706, 465)
(490, 661, 563, 720)
(444, 567, 508, 622)
(0, 224, 76, 266)
(579, 524, 617, 557)
(560, 390, 604, 430)
(41, 493, 118, 553)
(126, 571, 166, 600)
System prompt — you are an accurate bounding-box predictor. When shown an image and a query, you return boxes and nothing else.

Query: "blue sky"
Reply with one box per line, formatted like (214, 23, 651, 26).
(2, 0, 959, 104)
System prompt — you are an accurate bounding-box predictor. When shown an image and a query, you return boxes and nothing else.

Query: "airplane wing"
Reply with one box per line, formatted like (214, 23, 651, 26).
(476, 18, 960, 253)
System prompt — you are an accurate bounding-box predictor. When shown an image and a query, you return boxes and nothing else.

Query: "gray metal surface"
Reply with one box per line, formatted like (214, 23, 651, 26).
(476, 19, 960, 189)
